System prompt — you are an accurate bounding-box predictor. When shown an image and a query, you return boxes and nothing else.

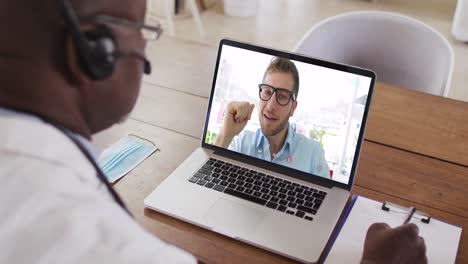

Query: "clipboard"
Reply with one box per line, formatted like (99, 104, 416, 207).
(323, 195, 462, 263)
(381, 201, 431, 224)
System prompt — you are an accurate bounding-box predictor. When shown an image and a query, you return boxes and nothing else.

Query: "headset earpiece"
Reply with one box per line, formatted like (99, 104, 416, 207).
(59, 0, 118, 80)
(81, 26, 118, 80)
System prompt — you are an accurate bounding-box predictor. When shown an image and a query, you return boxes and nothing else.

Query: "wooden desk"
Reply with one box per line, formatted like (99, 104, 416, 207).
(97, 82, 467, 263)
(365, 83, 468, 166)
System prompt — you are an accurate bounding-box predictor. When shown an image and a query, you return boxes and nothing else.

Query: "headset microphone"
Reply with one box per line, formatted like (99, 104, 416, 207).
(114, 51, 152, 75)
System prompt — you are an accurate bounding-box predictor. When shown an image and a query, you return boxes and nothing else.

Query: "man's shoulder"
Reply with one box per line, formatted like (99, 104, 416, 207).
(0, 117, 102, 197)
(0, 116, 96, 177)
(0, 150, 97, 195)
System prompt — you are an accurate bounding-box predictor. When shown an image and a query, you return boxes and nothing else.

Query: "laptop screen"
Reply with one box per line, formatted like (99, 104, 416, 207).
(203, 40, 375, 188)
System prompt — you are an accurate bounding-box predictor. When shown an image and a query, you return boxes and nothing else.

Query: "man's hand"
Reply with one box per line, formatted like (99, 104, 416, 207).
(215, 101, 255, 148)
(361, 223, 427, 264)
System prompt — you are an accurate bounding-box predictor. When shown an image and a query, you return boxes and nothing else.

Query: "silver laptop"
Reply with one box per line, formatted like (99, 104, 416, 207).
(144, 39, 376, 263)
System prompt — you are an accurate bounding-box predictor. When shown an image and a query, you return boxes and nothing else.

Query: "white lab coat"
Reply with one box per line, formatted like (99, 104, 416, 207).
(0, 115, 196, 264)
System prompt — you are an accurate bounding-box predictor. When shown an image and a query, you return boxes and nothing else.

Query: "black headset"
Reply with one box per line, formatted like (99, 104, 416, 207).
(59, 0, 152, 80)
(59, 0, 120, 80)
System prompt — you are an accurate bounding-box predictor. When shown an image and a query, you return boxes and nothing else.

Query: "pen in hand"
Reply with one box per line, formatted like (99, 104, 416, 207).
(403, 207, 416, 224)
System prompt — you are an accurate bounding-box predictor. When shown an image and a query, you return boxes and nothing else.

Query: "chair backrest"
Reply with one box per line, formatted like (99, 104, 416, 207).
(294, 11, 454, 96)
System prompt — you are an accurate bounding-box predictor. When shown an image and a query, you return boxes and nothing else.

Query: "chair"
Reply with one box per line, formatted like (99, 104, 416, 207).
(294, 11, 454, 97)
(147, 0, 206, 38)
(452, 0, 468, 42)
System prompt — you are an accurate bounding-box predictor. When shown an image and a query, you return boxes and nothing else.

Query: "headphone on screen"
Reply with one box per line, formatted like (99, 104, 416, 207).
(59, 0, 118, 80)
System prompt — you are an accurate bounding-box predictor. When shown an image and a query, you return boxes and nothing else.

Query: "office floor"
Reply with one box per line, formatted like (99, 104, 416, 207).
(143, 0, 468, 103)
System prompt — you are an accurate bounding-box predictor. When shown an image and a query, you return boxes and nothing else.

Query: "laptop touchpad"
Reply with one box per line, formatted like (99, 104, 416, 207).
(203, 198, 266, 236)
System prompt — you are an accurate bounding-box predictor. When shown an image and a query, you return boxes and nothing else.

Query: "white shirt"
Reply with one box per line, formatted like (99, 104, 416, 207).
(0, 108, 196, 264)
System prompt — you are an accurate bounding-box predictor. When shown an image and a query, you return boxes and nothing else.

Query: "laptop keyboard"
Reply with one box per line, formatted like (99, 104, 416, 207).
(188, 158, 327, 222)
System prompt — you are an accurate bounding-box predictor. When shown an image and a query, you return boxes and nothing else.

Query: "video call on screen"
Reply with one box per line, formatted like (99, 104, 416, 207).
(205, 45, 372, 185)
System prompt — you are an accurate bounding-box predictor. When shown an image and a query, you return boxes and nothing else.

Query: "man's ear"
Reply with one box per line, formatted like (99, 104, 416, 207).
(290, 100, 298, 116)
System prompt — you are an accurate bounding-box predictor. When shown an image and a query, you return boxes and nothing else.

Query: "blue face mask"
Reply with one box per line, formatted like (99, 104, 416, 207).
(98, 135, 158, 183)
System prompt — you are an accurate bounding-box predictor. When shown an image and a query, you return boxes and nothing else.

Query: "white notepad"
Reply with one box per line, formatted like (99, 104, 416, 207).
(325, 196, 462, 264)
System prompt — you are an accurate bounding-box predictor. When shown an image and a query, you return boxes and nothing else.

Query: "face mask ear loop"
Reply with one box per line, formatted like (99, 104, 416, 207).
(128, 134, 158, 148)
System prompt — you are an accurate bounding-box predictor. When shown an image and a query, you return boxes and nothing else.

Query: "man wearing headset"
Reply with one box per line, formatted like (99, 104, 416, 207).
(0, 0, 427, 263)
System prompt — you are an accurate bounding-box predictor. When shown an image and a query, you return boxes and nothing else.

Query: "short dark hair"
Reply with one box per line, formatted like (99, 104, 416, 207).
(263, 57, 300, 99)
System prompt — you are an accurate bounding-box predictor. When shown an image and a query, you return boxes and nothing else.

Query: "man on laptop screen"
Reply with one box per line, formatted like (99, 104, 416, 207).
(214, 57, 330, 178)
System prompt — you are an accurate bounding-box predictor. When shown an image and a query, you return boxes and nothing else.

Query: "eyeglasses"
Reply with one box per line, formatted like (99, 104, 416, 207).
(82, 14, 163, 41)
(80, 14, 158, 74)
(258, 84, 295, 106)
